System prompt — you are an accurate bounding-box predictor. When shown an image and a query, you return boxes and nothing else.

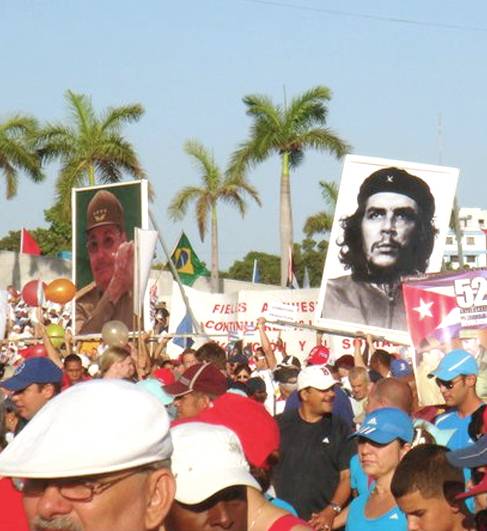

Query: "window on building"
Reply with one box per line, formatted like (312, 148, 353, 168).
(446, 237, 454, 245)
(479, 219, 485, 227)
(467, 237, 475, 245)
(452, 255, 459, 262)
(467, 255, 476, 263)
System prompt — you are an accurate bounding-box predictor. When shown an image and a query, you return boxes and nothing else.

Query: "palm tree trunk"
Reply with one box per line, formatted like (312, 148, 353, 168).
(280, 151, 293, 287)
(88, 164, 95, 186)
(210, 204, 219, 292)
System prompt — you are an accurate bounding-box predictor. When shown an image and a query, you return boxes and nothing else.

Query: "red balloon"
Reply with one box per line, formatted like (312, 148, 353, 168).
(21, 280, 46, 307)
(19, 344, 47, 359)
(45, 278, 76, 304)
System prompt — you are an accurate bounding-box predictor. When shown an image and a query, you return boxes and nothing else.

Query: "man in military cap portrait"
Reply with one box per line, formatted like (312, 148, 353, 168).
(322, 166, 437, 331)
(76, 189, 135, 334)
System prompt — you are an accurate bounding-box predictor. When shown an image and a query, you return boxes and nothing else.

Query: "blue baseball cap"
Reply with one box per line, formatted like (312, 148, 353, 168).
(428, 349, 479, 381)
(0, 358, 63, 391)
(390, 359, 413, 378)
(351, 407, 414, 444)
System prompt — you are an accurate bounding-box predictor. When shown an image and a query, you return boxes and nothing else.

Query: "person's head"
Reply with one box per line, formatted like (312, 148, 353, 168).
(86, 190, 127, 292)
(297, 366, 337, 417)
(64, 354, 84, 383)
(164, 363, 227, 420)
(226, 352, 248, 376)
(349, 366, 371, 401)
(365, 377, 413, 415)
(0, 380, 175, 531)
(334, 354, 355, 378)
(0, 358, 63, 420)
(369, 349, 393, 377)
(180, 349, 198, 370)
(429, 350, 479, 409)
(195, 343, 227, 372)
(233, 364, 251, 384)
(246, 377, 267, 404)
(252, 347, 268, 371)
(274, 366, 299, 399)
(392, 445, 466, 531)
(338, 167, 436, 281)
(352, 407, 413, 481)
(167, 422, 260, 531)
(99, 346, 135, 380)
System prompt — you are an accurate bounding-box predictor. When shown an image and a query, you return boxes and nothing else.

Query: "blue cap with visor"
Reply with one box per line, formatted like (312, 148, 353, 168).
(350, 407, 414, 444)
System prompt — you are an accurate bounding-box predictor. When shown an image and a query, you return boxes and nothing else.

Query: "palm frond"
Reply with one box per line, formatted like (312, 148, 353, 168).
(298, 128, 351, 159)
(101, 104, 145, 132)
(195, 195, 209, 241)
(242, 94, 283, 125)
(168, 186, 205, 221)
(65, 90, 96, 136)
(286, 86, 331, 128)
(319, 180, 339, 208)
(184, 139, 221, 190)
(303, 211, 334, 238)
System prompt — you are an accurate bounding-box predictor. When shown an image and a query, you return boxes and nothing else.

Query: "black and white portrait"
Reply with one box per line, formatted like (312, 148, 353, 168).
(316, 155, 459, 342)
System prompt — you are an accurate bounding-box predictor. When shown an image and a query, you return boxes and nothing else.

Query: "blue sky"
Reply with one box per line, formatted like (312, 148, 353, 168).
(1, 0, 486, 268)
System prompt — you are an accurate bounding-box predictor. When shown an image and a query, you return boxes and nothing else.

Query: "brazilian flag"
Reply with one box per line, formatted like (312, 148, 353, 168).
(170, 232, 209, 286)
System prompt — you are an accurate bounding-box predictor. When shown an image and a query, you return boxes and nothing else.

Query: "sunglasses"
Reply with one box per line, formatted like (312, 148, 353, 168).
(435, 376, 464, 390)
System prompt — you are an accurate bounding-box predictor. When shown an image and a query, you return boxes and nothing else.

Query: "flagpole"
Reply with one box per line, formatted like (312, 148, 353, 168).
(148, 209, 205, 337)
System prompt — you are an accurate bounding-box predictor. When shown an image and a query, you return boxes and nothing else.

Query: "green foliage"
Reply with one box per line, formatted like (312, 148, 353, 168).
(0, 115, 44, 198)
(225, 244, 326, 288)
(38, 90, 146, 215)
(225, 251, 280, 285)
(229, 85, 349, 285)
(0, 230, 21, 252)
(293, 240, 327, 287)
(303, 180, 338, 239)
(0, 206, 71, 256)
(168, 139, 261, 241)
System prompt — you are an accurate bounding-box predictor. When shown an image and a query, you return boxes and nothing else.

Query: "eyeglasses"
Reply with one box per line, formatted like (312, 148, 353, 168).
(435, 376, 465, 390)
(15, 464, 154, 502)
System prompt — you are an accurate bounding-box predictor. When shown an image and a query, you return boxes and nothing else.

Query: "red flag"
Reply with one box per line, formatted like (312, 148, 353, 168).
(20, 228, 41, 256)
(403, 282, 459, 348)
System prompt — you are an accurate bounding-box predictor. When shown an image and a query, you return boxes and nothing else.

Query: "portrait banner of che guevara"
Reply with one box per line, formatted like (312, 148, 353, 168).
(315, 155, 459, 343)
(72, 180, 149, 336)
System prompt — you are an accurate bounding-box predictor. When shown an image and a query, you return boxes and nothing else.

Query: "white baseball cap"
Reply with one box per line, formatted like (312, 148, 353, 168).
(0, 379, 172, 478)
(170, 422, 261, 504)
(297, 365, 337, 391)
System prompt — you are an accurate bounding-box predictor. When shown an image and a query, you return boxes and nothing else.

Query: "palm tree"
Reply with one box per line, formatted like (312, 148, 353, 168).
(0, 115, 44, 198)
(303, 180, 338, 239)
(168, 139, 261, 292)
(229, 86, 350, 286)
(38, 90, 145, 214)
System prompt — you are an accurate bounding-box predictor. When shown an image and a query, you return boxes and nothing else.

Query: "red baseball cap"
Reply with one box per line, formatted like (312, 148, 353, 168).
(175, 392, 280, 469)
(307, 345, 330, 366)
(153, 368, 175, 386)
(164, 362, 227, 398)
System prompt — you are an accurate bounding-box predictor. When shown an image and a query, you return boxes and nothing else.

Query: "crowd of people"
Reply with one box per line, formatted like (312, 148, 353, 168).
(0, 289, 486, 530)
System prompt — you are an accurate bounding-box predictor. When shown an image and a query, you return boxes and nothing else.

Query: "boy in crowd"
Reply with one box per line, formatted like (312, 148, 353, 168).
(391, 444, 474, 531)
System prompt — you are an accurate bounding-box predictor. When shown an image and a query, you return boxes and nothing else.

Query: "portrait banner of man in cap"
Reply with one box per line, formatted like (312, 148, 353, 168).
(315, 155, 459, 343)
(72, 180, 149, 335)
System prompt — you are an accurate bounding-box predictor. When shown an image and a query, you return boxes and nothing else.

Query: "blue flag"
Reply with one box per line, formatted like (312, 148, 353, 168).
(173, 311, 194, 349)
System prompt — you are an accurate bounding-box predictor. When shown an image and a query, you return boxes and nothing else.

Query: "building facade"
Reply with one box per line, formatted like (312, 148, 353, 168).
(443, 207, 487, 270)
